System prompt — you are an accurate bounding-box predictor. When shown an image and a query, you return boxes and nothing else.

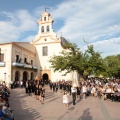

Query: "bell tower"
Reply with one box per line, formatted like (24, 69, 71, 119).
(33, 11, 57, 43)
(37, 12, 55, 36)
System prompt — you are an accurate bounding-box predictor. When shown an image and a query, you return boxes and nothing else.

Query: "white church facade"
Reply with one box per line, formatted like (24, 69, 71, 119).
(0, 11, 72, 86)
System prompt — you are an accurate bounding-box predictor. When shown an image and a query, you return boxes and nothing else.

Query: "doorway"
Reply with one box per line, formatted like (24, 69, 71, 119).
(42, 73, 49, 84)
(15, 71, 20, 81)
(30, 72, 34, 81)
(14, 71, 20, 87)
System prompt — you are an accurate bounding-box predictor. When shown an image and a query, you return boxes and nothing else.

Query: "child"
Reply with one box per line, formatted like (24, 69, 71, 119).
(63, 92, 69, 107)
(41, 87, 45, 104)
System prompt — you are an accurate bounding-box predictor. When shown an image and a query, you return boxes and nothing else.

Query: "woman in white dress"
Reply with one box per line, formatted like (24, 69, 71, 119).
(82, 84, 87, 100)
(63, 92, 69, 107)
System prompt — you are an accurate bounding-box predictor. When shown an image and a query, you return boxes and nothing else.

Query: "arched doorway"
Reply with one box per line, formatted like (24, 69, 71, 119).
(23, 71, 28, 81)
(14, 71, 20, 87)
(23, 71, 28, 87)
(42, 73, 49, 84)
(30, 72, 34, 81)
(15, 71, 20, 81)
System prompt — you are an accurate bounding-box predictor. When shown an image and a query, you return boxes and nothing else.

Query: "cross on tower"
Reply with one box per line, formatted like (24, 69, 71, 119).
(45, 5, 50, 12)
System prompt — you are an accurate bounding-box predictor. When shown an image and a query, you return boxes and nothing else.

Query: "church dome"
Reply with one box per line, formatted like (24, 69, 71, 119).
(60, 37, 68, 49)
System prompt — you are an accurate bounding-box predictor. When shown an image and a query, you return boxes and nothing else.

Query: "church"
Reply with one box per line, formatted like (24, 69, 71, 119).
(0, 11, 72, 86)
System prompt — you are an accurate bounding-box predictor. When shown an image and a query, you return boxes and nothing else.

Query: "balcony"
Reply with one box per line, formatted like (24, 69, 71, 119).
(0, 62, 5, 67)
(12, 62, 24, 67)
(33, 66, 37, 70)
(24, 64, 32, 68)
(12, 62, 37, 71)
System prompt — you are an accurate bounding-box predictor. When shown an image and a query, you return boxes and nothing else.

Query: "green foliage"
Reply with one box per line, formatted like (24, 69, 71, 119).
(103, 55, 120, 78)
(49, 41, 105, 78)
(84, 45, 106, 76)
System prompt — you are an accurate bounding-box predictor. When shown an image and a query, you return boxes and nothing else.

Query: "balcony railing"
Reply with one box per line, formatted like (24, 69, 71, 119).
(0, 62, 5, 67)
(12, 62, 24, 67)
(12, 62, 37, 70)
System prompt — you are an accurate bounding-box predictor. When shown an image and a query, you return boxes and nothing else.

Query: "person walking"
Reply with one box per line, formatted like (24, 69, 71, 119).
(82, 84, 87, 100)
(10, 80, 13, 89)
(71, 85, 77, 105)
(63, 92, 69, 107)
(28, 82, 32, 96)
(20, 80, 23, 88)
(41, 86, 45, 104)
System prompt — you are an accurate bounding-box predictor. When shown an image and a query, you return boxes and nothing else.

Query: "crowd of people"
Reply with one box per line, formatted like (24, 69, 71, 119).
(23, 78, 120, 108)
(2, 77, 119, 119)
(0, 82, 14, 120)
(48, 78, 120, 106)
(1, 77, 120, 120)
(24, 80, 46, 104)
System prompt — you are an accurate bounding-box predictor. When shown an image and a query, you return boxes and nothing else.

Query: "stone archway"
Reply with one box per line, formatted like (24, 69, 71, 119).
(41, 69, 51, 81)
(42, 73, 49, 84)
(15, 71, 20, 82)
(23, 71, 28, 87)
(30, 72, 34, 81)
(23, 71, 28, 81)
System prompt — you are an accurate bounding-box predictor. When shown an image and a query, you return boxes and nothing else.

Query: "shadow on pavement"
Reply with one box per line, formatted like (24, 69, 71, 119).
(9, 88, 41, 120)
(78, 108, 92, 120)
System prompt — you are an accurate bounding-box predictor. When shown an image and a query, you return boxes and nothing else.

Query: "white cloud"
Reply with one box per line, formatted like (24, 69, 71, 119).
(0, 0, 120, 58)
(50, 0, 120, 57)
(93, 37, 120, 58)
(0, 10, 37, 43)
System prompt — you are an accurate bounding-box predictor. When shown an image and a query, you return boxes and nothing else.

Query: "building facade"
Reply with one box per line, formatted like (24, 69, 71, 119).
(0, 11, 72, 86)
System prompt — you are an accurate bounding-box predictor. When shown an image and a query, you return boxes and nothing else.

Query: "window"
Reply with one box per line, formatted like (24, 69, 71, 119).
(47, 25, 49, 32)
(0, 54, 4, 62)
(24, 58, 27, 64)
(42, 46, 48, 56)
(44, 17, 46, 21)
(41, 26, 44, 32)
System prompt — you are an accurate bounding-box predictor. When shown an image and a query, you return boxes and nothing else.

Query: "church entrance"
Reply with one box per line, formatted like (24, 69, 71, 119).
(42, 73, 49, 84)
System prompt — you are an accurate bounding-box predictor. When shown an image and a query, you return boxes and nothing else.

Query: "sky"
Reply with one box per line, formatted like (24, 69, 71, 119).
(0, 0, 120, 58)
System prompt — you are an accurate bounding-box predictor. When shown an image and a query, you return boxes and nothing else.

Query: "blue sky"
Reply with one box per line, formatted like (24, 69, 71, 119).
(0, 0, 120, 58)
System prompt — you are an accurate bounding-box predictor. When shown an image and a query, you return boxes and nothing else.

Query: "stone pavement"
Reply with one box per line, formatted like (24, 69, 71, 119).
(9, 85, 120, 120)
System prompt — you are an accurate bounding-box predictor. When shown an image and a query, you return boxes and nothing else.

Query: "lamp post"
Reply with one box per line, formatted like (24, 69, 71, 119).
(40, 67, 42, 80)
(4, 73, 7, 83)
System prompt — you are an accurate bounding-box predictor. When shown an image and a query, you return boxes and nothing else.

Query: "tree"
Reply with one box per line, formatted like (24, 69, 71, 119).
(103, 55, 120, 78)
(49, 42, 105, 79)
(84, 45, 106, 77)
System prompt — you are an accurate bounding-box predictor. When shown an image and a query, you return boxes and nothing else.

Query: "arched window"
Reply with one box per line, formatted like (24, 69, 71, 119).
(47, 26, 49, 32)
(44, 17, 46, 21)
(41, 26, 44, 32)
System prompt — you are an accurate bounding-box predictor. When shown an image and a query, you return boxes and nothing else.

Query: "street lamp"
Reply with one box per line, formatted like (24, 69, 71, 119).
(40, 67, 42, 80)
(4, 73, 7, 83)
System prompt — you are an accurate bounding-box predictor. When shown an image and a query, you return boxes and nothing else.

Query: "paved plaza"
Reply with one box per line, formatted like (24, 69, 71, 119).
(9, 85, 120, 120)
